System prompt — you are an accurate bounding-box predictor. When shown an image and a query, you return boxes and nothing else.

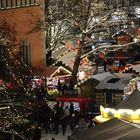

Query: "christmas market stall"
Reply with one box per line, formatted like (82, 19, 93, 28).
(113, 30, 133, 45)
(42, 66, 71, 99)
(122, 63, 140, 75)
(94, 89, 140, 124)
(77, 72, 113, 98)
(94, 73, 134, 107)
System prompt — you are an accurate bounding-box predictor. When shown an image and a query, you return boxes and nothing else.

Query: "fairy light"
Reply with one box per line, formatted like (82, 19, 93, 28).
(81, 41, 140, 60)
(52, 50, 72, 66)
(51, 41, 79, 66)
(112, 29, 134, 38)
(52, 39, 139, 75)
(75, 41, 140, 87)
(52, 45, 65, 53)
(0, 42, 32, 94)
(5, 47, 33, 74)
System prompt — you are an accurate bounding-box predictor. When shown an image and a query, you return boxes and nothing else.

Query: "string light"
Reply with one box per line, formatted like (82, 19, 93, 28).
(0, 42, 33, 94)
(6, 51, 32, 93)
(52, 45, 65, 53)
(52, 50, 72, 66)
(81, 41, 140, 60)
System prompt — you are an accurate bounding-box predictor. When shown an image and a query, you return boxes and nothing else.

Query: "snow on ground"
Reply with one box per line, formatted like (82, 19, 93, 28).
(41, 125, 72, 140)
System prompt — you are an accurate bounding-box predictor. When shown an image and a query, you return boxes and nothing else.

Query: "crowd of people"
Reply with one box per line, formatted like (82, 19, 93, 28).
(32, 101, 89, 140)
(46, 102, 87, 135)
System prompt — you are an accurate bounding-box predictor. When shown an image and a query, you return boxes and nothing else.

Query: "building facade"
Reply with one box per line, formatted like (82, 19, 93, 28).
(0, 0, 46, 70)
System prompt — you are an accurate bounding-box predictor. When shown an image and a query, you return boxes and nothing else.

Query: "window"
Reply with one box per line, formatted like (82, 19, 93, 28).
(133, 0, 139, 6)
(128, 0, 134, 6)
(30, 0, 36, 4)
(105, 93, 112, 105)
(0, 0, 6, 8)
(21, 0, 25, 5)
(107, 78, 120, 83)
(21, 38, 31, 66)
(6, 0, 9, 7)
(0, 0, 37, 8)
(0, 0, 2, 8)
(16, 0, 22, 6)
(25, 0, 30, 5)
(11, 0, 15, 7)
(15, 0, 17, 6)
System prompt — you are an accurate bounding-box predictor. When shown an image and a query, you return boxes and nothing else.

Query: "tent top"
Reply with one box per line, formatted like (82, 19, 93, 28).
(117, 129, 140, 140)
(115, 89, 140, 110)
(91, 72, 113, 82)
(95, 76, 130, 90)
(70, 118, 140, 140)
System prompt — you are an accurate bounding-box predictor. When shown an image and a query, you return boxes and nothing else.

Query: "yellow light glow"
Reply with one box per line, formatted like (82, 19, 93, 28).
(99, 106, 140, 121)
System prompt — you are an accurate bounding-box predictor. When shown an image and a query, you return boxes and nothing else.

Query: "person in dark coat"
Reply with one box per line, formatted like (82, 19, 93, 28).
(59, 110, 67, 135)
(53, 112, 60, 134)
(69, 103, 74, 118)
(103, 59, 107, 72)
(32, 124, 41, 140)
(53, 101, 60, 112)
(69, 113, 77, 134)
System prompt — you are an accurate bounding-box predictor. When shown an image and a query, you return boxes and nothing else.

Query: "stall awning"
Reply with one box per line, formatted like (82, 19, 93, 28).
(56, 97, 93, 102)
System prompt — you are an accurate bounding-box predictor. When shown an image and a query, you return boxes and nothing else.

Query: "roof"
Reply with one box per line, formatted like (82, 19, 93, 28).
(118, 129, 140, 140)
(130, 64, 140, 74)
(113, 30, 133, 38)
(114, 73, 134, 78)
(123, 64, 140, 74)
(95, 76, 130, 90)
(92, 72, 133, 82)
(52, 43, 76, 69)
(42, 67, 58, 77)
(70, 118, 140, 140)
(91, 72, 113, 82)
(42, 66, 71, 77)
(115, 89, 140, 110)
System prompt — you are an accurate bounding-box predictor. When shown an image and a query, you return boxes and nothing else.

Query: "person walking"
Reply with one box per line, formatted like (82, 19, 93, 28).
(69, 103, 74, 118)
(69, 113, 77, 135)
(64, 106, 70, 124)
(103, 59, 107, 72)
(59, 108, 67, 135)
(32, 124, 41, 140)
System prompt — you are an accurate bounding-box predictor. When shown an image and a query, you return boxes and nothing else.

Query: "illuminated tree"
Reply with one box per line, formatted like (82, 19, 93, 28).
(0, 20, 32, 93)
(31, 0, 139, 89)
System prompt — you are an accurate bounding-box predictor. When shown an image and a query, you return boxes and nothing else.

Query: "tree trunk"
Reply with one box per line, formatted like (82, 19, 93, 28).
(69, 35, 85, 90)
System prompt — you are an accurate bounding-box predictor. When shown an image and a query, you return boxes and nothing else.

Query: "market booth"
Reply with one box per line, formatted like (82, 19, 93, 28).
(56, 97, 93, 112)
(42, 66, 71, 99)
(113, 30, 133, 45)
(94, 89, 140, 124)
(69, 118, 140, 140)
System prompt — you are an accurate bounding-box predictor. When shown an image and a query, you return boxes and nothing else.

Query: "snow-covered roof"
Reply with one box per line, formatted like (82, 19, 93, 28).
(95, 76, 130, 90)
(116, 89, 140, 110)
(131, 64, 140, 74)
(91, 72, 113, 82)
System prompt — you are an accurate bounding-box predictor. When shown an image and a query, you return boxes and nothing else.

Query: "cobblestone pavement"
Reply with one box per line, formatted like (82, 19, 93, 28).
(41, 125, 72, 140)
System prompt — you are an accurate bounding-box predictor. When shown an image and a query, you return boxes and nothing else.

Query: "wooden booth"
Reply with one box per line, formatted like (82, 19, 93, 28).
(94, 76, 132, 107)
(113, 30, 133, 45)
